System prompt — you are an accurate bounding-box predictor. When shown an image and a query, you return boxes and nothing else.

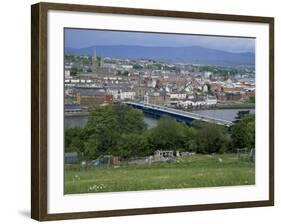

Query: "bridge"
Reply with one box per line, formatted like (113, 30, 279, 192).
(125, 101, 233, 126)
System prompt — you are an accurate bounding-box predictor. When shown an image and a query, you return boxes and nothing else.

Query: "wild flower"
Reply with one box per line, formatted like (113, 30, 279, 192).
(72, 174, 80, 182)
(88, 184, 106, 192)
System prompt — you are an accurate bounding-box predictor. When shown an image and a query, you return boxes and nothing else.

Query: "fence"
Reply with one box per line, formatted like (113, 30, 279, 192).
(237, 148, 255, 162)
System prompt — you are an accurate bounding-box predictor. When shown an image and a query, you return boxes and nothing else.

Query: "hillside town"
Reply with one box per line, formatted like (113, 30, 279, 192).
(64, 50, 255, 113)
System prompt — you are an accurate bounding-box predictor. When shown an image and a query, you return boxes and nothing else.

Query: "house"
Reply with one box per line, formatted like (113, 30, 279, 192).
(106, 87, 120, 99)
(65, 69, 71, 78)
(210, 82, 223, 92)
(64, 103, 82, 113)
(216, 91, 242, 101)
(144, 92, 170, 106)
(119, 90, 136, 100)
(168, 93, 187, 100)
(216, 92, 227, 101)
(226, 92, 242, 101)
(147, 78, 157, 88)
(205, 95, 217, 105)
(65, 152, 79, 164)
(76, 87, 113, 109)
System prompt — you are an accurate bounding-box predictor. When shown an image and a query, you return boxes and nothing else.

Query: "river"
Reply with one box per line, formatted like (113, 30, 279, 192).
(192, 109, 255, 122)
(64, 108, 255, 129)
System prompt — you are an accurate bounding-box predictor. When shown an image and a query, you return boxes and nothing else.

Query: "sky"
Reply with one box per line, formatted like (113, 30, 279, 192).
(65, 28, 255, 53)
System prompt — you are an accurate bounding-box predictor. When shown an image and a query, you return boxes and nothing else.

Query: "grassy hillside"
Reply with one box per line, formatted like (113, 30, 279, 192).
(64, 154, 255, 194)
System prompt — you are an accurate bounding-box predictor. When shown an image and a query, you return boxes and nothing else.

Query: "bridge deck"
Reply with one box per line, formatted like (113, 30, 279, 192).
(125, 102, 233, 126)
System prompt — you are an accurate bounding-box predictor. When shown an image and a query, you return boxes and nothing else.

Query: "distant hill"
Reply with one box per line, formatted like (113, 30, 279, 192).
(65, 45, 255, 66)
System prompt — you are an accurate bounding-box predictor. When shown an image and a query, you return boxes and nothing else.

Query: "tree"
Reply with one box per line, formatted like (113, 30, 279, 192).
(148, 117, 185, 151)
(115, 134, 150, 159)
(70, 66, 79, 76)
(133, 64, 143, 69)
(83, 104, 147, 159)
(182, 125, 198, 152)
(196, 123, 230, 154)
(96, 56, 102, 67)
(65, 128, 86, 153)
(248, 96, 255, 104)
(110, 104, 147, 134)
(191, 120, 208, 129)
(123, 109, 147, 134)
(123, 71, 129, 76)
(84, 106, 119, 158)
(231, 114, 255, 150)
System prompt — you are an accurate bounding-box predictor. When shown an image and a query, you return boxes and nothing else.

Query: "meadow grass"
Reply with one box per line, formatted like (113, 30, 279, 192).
(64, 154, 255, 194)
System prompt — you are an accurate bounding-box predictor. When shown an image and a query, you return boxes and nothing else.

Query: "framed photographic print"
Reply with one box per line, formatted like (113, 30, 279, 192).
(31, 2, 274, 221)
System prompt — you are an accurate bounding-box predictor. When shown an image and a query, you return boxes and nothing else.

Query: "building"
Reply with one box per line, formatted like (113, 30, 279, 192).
(65, 69, 71, 78)
(216, 92, 242, 101)
(144, 92, 170, 106)
(65, 152, 79, 164)
(226, 92, 242, 101)
(205, 95, 217, 105)
(64, 103, 82, 113)
(92, 48, 100, 73)
(91, 48, 115, 76)
(147, 78, 157, 88)
(202, 84, 209, 93)
(216, 92, 227, 101)
(244, 88, 255, 99)
(169, 93, 187, 100)
(210, 82, 223, 92)
(135, 83, 146, 99)
(106, 87, 120, 99)
(204, 71, 212, 79)
(154, 150, 174, 160)
(76, 87, 113, 110)
(119, 90, 136, 100)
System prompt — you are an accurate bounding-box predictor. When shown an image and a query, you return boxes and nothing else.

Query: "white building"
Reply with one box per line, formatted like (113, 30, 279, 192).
(169, 93, 187, 100)
(101, 63, 117, 69)
(179, 100, 194, 107)
(106, 89, 119, 99)
(120, 91, 136, 100)
(147, 79, 157, 88)
(202, 84, 209, 93)
(187, 94, 195, 100)
(204, 71, 212, 79)
(71, 79, 80, 83)
(184, 85, 193, 93)
(65, 69, 71, 78)
(205, 95, 217, 105)
(120, 65, 133, 70)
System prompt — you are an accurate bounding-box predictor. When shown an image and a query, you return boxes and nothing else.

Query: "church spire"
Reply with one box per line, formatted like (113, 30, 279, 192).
(93, 47, 97, 59)
(92, 47, 98, 73)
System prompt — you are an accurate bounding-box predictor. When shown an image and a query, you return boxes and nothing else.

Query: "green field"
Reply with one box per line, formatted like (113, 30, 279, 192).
(64, 154, 255, 194)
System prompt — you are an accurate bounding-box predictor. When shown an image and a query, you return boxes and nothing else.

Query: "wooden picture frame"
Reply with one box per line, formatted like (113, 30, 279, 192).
(31, 2, 274, 221)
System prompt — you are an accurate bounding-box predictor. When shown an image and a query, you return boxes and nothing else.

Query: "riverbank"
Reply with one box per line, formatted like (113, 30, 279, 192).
(216, 103, 255, 109)
(65, 112, 89, 117)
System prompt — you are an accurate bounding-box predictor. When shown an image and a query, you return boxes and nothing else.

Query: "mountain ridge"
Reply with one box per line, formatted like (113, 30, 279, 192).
(65, 45, 255, 66)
